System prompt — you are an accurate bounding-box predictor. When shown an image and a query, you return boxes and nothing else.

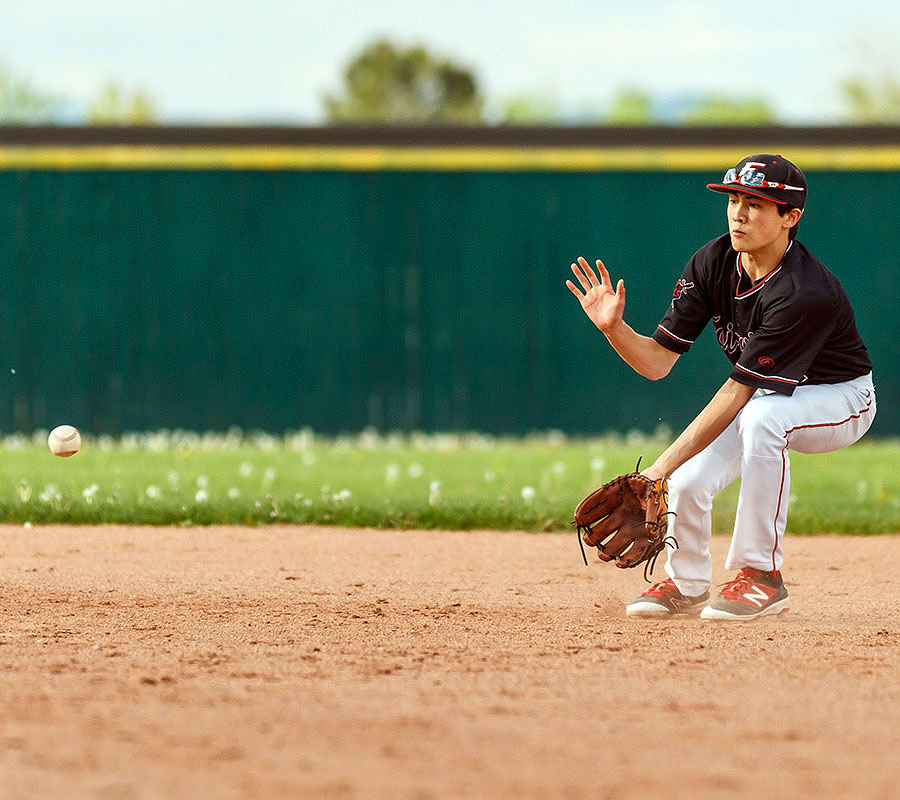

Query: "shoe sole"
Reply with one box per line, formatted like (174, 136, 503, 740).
(700, 597, 791, 621)
(626, 601, 707, 618)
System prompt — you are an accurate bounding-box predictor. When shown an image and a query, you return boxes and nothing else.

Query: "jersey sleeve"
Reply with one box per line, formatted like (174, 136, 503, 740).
(652, 252, 712, 354)
(731, 296, 837, 395)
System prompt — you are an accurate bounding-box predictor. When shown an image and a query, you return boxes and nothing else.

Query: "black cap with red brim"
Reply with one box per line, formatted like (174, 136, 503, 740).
(707, 153, 807, 210)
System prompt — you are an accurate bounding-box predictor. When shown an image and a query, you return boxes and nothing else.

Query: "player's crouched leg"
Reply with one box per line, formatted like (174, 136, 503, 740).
(734, 392, 792, 457)
(736, 377, 876, 459)
(661, 433, 744, 600)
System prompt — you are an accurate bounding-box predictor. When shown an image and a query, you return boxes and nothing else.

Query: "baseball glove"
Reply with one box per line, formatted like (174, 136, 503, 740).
(573, 458, 676, 580)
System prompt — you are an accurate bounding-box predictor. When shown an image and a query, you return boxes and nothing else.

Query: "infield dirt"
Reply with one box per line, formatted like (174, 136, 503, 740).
(2, 525, 899, 799)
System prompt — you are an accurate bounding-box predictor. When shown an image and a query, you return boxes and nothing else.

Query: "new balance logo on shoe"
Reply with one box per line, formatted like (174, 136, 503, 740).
(701, 567, 790, 621)
(741, 585, 770, 608)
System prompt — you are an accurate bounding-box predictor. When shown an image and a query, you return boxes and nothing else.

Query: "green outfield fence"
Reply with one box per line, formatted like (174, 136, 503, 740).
(0, 125, 897, 436)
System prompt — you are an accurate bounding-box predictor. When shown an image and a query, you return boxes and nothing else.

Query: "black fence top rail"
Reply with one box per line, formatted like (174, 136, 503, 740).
(1, 124, 899, 148)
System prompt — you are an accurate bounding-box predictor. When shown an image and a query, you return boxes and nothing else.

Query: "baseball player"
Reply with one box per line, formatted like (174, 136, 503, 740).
(567, 154, 875, 620)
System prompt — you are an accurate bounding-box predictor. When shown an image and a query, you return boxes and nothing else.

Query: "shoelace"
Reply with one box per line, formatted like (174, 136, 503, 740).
(717, 570, 774, 601)
(644, 579, 680, 599)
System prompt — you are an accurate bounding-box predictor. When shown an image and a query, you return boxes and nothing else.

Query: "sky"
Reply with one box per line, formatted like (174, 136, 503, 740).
(2, 0, 899, 124)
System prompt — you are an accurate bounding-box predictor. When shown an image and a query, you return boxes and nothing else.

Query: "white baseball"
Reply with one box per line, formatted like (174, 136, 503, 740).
(48, 424, 81, 457)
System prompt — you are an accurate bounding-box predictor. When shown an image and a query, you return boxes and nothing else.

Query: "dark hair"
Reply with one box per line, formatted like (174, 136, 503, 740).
(778, 204, 801, 240)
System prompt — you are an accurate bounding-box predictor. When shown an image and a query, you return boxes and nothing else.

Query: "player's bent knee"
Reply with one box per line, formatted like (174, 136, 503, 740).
(669, 458, 718, 499)
(737, 398, 789, 448)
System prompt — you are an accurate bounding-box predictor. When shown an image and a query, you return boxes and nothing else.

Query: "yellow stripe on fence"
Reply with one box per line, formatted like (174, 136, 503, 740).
(1, 145, 900, 171)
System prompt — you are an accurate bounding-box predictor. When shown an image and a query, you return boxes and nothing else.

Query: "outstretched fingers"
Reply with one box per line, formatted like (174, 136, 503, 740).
(565, 278, 584, 299)
(594, 258, 613, 288)
(576, 256, 603, 287)
(568, 257, 620, 308)
(569, 259, 593, 293)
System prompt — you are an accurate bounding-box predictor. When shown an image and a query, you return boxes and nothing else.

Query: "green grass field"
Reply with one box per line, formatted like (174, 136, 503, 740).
(1, 429, 898, 533)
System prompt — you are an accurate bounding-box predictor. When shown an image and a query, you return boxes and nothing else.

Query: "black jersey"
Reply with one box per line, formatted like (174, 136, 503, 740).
(652, 234, 872, 395)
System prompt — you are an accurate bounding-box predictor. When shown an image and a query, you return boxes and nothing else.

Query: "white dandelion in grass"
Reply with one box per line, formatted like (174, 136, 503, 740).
(262, 467, 277, 489)
(385, 463, 400, 487)
(333, 489, 352, 504)
(39, 484, 62, 503)
(167, 471, 180, 490)
(17, 480, 32, 503)
(384, 432, 404, 449)
(239, 461, 254, 478)
(429, 480, 441, 507)
(552, 461, 567, 476)
(302, 451, 317, 466)
(357, 428, 380, 450)
(484, 470, 496, 483)
(196, 474, 209, 489)
(467, 434, 495, 451)
(82, 484, 99, 504)
(408, 463, 424, 478)
(520, 486, 536, 505)
(145, 432, 169, 452)
(195, 489, 209, 503)
(286, 428, 315, 451)
(590, 457, 606, 474)
(256, 432, 280, 452)
(431, 434, 462, 452)
(228, 487, 241, 500)
(545, 430, 566, 446)
(626, 429, 646, 446)
(145, 485, 162, 501)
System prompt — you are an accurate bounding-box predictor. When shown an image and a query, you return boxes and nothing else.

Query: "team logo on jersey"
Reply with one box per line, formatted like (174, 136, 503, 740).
(757, 356, 775, 368)
(713, 315, 750, 354)
(673, 278, 694, 299)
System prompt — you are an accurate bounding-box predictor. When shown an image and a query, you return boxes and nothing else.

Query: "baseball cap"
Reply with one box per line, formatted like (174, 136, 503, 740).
(707, 153, 807, 210)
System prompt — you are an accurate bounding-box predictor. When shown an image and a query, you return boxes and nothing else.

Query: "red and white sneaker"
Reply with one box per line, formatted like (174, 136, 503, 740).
(626, 579, 710, 618)
(700, 567, 790, 621)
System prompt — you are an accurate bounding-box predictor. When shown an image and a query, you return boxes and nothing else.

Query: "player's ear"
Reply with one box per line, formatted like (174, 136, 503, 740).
(783, 208, 802, 229)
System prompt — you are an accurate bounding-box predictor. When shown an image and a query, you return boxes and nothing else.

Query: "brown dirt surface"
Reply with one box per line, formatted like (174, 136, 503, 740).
(2, 525, 899, 800)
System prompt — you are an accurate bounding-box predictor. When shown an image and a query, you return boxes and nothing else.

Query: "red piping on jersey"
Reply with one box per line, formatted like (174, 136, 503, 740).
(769, 390, 875, 570)
(734, 363, 798, 385)
(734, 257, 783, 299)
(656, 324, 693, 345)
(733, 242, 792, 300)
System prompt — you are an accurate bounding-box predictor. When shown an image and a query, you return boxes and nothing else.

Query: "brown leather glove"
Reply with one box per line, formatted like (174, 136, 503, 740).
(573, 466, 675, 579)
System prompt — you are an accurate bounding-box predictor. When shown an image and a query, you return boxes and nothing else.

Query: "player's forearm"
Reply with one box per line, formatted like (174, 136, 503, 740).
(645, 379, 756, 479)
(603, 319, 677, 380)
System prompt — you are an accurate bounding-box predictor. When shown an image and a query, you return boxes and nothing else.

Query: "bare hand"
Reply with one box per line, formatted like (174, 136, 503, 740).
(566, 257, 626, 333)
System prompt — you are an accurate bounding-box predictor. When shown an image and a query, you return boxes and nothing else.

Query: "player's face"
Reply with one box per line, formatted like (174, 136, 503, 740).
(726, 192, 791, 253)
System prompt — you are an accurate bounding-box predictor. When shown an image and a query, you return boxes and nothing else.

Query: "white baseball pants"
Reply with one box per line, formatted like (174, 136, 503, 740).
(665, 372, 876, 597)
